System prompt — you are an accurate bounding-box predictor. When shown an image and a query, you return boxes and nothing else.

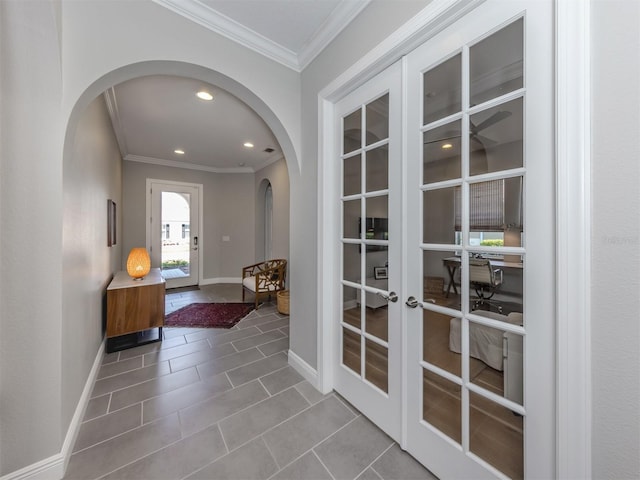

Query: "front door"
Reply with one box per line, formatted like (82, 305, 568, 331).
(333, 1, 554, 478)
(148, 180, 201, 289)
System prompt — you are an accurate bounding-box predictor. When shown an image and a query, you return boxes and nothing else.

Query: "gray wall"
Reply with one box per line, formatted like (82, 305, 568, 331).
(122, 162, 256, 280)
(62, 96, 123, 432)
(255, 158, 290, 263)
(591, 0, 640, 476)
(0, 1, 65, 473)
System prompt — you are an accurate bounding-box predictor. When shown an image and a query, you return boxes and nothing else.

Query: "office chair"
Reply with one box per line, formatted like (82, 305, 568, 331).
(469, 257, 503, 313)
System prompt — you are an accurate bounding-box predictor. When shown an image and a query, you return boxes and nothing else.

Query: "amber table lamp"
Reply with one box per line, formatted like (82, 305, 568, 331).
(126, 248, 151, 280)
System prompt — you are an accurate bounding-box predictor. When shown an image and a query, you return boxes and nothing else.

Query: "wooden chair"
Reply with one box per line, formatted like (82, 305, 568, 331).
(242, 259, 287, 309)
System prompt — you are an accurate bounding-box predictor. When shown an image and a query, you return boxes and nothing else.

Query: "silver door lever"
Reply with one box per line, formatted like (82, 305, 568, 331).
(406, 297, 436, 308)
(376, 291, 398, 303)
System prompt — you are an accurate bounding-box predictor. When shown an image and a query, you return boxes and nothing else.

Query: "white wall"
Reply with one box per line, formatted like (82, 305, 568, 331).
(122, 161, 256, 281)
(255, 158, 290, 263)
(294, 0, 431, 368)
(0, 1, 64, 474)
(62, 95, 123, 432)
(591, 1, 640, 476)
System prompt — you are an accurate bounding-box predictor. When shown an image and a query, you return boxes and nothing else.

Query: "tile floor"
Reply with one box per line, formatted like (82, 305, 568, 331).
(64, 284, 436, 480)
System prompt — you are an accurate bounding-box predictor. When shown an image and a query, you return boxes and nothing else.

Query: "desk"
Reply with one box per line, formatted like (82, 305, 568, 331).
(106, 268, 165, 352)
(442, 256, 523, 297)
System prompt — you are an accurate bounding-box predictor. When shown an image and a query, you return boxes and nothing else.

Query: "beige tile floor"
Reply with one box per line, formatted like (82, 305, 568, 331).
(64, 284, 436, 480)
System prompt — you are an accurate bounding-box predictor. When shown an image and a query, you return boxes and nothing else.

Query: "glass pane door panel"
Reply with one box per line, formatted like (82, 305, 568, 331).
(365, 245, 388, 288)
(423, 187, 457, 244)
(423, 309, 461, 377)
(467, 176, 524, 245)
(365, 195, 389, 233)
(469, 97, 523, 176)
(343, 154, 362, 196)
(343, 109, 362, 154)
(423, 120, 462, 184)
(366, 94, 389, 145)
(343, 285, 360, 330)
(470, 18, 523, 107)
(468, 259, 523, 317)
(423, 369, 461, 444)
(343, 327, 362, 375)
(423, 54, 462, 125)
(365, 305, 388, 342)
(366, 145, 389, 192)
(469, 392, 523, 479)
(343, 243, 360, 283)
(161, 192, 191, 276)
(425, 250, 462, 309)
(365, 339, 388, 393)
(343, 200, 360, 239)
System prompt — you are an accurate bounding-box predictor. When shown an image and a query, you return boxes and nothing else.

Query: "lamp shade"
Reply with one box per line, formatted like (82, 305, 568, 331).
(126, 248, 151, 279)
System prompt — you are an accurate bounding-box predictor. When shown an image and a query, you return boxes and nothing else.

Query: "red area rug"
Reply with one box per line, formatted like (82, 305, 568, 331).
(165, 303, 254, 329)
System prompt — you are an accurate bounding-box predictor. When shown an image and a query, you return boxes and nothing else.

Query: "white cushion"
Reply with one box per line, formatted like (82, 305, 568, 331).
(242, 275, 279, 292)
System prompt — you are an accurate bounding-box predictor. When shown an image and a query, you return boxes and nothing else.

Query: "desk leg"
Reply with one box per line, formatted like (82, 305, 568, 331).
(445, 266, 459, 298)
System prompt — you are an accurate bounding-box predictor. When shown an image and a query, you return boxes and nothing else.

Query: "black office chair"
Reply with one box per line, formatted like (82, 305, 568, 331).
(469, 258, 503, 313)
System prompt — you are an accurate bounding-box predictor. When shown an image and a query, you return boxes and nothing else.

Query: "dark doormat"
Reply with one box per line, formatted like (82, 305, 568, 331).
(165, 303, 254, 329)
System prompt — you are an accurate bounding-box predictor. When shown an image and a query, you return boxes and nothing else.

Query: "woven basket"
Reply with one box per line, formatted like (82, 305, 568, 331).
(277, 290, 290, 315)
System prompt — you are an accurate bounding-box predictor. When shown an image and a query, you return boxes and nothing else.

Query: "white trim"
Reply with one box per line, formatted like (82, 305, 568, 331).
(0, 454, 64, 480)
(319, 0, 484, 102)
(125, 153, 282, 174)
(152, 0, 298, 70)
(297, 1, 372, 71)
(152, 0, 371, 72)
(103, 88, 128, 158)
(288, 349, 320, 390)
(555, 0, 592, 478)
(0, 340, 106, 480)
(199, 277, 241, 286)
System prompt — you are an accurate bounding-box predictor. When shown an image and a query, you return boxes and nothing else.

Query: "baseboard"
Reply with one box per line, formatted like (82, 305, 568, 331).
(0, 340, 106, 480)
(288, 349, 319, 388)
(199, 277, 241, 286)
(0, 454, 64, 480)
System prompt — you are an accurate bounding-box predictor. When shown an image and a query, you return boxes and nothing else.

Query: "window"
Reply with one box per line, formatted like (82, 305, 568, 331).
(163, 224, 170, 240)
(181, 223, 190, 239)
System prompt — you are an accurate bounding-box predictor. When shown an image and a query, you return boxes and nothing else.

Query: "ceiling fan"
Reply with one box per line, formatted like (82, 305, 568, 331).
(424, 110, 512, 147)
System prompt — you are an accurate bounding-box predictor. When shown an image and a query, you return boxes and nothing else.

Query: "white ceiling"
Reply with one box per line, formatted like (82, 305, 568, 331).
(108, 0, 370, 173)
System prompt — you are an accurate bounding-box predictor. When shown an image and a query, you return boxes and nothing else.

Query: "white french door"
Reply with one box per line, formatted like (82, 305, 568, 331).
(334, 61, 403, 440)
(333, 1, 554, 478)
(148, 180, 201, 289)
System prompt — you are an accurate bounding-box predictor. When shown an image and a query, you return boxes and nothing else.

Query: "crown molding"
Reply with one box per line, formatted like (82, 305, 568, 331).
(125, 154, 254, 174)
(152, 0, 299, 70)
(297, 0, 371, 70)
(103, 88, 129, 157)
(254, 152, 285, 173)
(152, 0, 371, 72)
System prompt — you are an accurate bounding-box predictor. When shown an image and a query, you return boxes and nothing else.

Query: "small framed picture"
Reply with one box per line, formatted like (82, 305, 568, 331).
(374, 266, 388, 280)
(107, 199, 117, 247)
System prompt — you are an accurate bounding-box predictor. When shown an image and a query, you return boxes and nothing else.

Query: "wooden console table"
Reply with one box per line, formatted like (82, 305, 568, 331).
(106, 268, 165, 352)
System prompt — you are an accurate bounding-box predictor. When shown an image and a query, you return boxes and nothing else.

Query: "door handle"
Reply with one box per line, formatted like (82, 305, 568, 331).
(376, 291, 398, 303)
(405, 296, 420, 308)
(405, 297, 436, 308)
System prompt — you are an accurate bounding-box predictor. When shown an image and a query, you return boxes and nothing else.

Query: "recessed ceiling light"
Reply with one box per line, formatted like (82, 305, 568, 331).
(239, 162, 246, 167)
(441, 143, 453, 150)
(196, 91, 213, 101)
(174, 149, 185, 155)
(243, 142, 254, 148)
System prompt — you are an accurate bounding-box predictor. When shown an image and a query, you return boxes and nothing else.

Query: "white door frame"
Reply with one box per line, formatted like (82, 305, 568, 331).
(146, 178, 204, 286)
(316, 0, 591, 477)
